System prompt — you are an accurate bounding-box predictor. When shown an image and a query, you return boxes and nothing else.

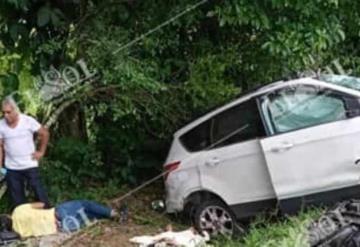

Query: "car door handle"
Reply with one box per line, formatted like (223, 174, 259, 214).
(205, 157, 220, 167)
(271, 142, 294, 153)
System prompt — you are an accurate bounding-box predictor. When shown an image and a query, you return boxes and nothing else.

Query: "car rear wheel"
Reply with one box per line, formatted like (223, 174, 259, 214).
(193, 199, 245, 237)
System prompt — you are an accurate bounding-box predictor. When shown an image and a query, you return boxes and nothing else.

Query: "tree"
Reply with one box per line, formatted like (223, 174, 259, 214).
(1, 0, 360, 182)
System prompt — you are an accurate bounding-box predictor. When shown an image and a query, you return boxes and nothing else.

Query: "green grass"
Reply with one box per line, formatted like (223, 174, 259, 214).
(212, 208, 323, 247)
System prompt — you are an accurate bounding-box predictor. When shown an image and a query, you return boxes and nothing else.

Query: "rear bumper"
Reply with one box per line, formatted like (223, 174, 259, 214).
(165, 181, 185, 213)
(165, 198, 184, 213)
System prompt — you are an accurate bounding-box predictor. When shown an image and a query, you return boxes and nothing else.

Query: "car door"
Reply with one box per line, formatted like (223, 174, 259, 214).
(197, 99, 277, 217)
(259, 84, 360, 214)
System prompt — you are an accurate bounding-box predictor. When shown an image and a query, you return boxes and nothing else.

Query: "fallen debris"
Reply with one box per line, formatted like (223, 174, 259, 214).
(129, 226, 210, 247)
(308, 199, 360, 247)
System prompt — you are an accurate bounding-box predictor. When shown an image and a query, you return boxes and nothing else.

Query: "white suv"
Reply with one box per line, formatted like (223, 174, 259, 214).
(164, 75, 360, 235)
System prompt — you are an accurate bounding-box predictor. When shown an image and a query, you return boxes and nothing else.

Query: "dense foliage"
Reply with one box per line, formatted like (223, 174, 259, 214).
(0, 0, 360, 204)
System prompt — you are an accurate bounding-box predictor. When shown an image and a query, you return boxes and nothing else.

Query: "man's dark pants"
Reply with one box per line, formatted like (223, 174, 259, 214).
(6, 167, 50, 208)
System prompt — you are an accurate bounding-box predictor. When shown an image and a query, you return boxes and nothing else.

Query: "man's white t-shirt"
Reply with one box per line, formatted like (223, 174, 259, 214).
(0, 114, 41, 170)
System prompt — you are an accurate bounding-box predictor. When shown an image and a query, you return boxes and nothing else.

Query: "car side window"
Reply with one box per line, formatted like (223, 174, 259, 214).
(179, 120, 211, 152)
(261, 86, 348, 134)
(210, 99, 266, 149)
(180, 99, 266, 152)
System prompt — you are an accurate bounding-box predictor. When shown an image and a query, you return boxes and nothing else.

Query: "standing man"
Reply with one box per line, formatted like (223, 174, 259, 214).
(0, 96, 50, 208)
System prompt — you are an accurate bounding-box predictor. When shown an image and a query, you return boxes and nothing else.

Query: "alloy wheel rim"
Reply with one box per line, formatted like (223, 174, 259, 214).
(199, 205, 234, 236)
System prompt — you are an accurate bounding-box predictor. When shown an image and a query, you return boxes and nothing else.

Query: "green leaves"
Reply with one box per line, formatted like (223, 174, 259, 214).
(49, 137, 106, 188)
(0, 73, 19, 96)
(4, 0, 29, 11)
(37, 6, 65, 27)
(37, 6, 51, 27)
(9, 24, 28, 42)
(213, 0, 353, 77)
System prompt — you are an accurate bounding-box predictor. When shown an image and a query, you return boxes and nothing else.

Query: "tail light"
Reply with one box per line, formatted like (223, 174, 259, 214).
(163, 161, 181, 181)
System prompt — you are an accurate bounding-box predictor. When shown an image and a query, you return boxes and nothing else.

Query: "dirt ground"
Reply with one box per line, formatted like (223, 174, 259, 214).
(63, 221, 167, 247)
(61, 186, 185, 247)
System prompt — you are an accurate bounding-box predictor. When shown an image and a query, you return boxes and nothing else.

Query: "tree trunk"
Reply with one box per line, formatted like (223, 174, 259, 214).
(56, 102, 87, 140)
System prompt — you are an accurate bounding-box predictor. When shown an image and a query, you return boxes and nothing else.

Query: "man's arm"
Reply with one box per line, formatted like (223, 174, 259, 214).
(32, 127, 50, 161)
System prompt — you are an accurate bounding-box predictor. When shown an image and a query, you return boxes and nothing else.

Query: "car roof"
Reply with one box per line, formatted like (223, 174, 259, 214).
(174, 76, 360, 137)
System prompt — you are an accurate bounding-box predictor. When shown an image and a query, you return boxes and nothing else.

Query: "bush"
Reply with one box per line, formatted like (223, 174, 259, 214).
(42, 137, 105, 189)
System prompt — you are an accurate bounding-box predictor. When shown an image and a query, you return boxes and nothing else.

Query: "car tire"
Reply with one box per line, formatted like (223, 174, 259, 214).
(193, 199, 245, 237)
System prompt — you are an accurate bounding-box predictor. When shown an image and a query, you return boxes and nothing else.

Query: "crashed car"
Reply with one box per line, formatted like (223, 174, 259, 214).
(163, 75, 360, 236)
